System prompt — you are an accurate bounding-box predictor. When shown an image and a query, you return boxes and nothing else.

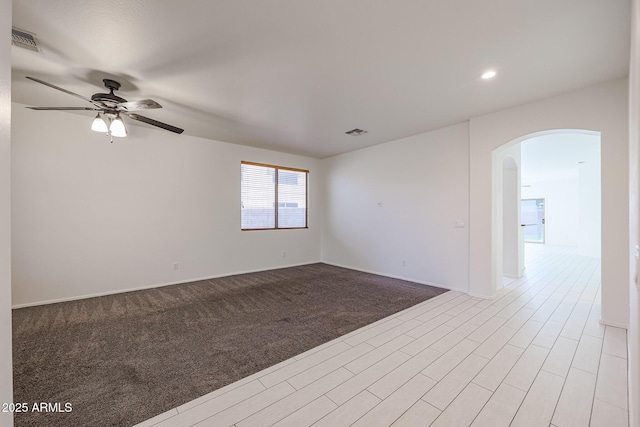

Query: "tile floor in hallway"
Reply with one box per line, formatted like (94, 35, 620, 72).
(135, 245, 629, 427)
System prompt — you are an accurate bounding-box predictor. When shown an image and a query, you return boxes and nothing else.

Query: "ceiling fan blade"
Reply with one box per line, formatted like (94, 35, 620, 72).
(26, 76, 95, 104)
(27, 106, 102, 111)
(126, 113, 184, 134)
(119, 99, 162, 111)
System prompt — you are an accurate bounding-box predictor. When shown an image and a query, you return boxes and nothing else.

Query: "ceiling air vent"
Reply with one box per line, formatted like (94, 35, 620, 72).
(11, 28, 40, 52)
(345, 128, 368, 136)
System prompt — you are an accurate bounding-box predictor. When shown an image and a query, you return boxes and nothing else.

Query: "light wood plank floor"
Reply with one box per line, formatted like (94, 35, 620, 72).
(135, 244, 629, 427)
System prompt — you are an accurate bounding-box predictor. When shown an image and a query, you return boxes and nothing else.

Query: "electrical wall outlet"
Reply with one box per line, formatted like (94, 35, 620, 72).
(173, 262, 179, 270)
(402, 260, 406, 267)
(282, 251, 286, 258)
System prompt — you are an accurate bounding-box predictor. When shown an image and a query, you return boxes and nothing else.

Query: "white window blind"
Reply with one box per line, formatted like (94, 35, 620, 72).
(241, 162, 308, 230)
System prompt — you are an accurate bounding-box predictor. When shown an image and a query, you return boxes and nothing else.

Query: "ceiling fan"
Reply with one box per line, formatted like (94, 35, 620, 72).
(25, 76, 184, 142)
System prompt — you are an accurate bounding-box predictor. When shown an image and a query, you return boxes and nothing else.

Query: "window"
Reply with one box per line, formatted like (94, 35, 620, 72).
(241, 161, 308, 230)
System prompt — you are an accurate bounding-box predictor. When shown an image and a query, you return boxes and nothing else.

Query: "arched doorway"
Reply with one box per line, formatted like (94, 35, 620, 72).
(491, 129, 601, 294)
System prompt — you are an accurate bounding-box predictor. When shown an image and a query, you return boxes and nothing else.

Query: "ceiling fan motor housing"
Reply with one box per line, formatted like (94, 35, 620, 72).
(91, 79, 126, 106)
(91, 92, 127, 104)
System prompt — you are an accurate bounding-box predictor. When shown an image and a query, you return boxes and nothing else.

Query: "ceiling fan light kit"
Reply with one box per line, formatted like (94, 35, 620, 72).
(90, 114, 108, 133)
(109, 115, 127, 138)
(25, 76, 184, 142)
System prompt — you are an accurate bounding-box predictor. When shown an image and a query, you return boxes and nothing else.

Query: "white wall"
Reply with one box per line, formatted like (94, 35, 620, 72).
(520, 132, 601, 251)
(0, 0, 13, 425)
(578, 150, 602, 258)
(522, 178, 579, 246)
(469, 79, 629, 328)
(521, 131, 602, 251)
(11, 105, 322, 307)
(628, 0, 639, 425)
(321, 122, 470, 291)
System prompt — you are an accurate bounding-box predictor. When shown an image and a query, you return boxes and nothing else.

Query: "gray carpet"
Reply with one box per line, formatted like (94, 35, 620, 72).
(12, 263, 447, 426)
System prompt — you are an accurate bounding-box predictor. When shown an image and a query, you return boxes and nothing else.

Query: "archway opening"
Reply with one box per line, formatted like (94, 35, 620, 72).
(491, 129, 601, 295)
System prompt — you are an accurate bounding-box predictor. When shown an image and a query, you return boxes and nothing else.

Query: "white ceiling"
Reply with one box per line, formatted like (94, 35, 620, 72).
(11, 0, 630, 158)
(521, 132, 601, 183)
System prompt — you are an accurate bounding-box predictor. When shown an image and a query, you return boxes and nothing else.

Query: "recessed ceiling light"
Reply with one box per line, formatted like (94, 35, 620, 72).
(481, 70, 497, 80)
(345, 128, 368, 136)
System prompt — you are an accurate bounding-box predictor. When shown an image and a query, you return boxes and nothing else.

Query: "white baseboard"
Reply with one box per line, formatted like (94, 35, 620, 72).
(320, 261, 467, 293)
(468, 292, 496, 300)
(599, 318, 629, 330)
(12, 261, 321, 309)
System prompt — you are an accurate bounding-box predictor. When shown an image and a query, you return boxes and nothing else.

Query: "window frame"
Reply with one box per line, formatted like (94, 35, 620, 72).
(241, 161, 309, 231)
